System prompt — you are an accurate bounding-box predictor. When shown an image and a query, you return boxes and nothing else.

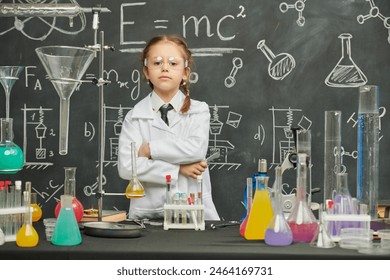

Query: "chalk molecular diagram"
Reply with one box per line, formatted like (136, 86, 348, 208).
(357, 0, 390, 44)
(279, 0, 307, 27)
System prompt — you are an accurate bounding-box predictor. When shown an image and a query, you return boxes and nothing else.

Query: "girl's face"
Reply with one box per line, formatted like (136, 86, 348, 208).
(143, 41, 189, 101)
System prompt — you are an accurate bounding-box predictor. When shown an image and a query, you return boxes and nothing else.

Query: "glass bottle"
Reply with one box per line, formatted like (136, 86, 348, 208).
(240, 177, 253, 237)
(30, 192, 42, 222)
(357, 85, 379, 219)
(16, 191, 39, 247)
(265, 166, 293, 246)
(51, 194, 82, 246)
(0, 118, 24, 174)
(287, 153, 318, 242)
(125, 142, 145, 198)
(244, 176, 274, 240)
(54, 167, 84, 222)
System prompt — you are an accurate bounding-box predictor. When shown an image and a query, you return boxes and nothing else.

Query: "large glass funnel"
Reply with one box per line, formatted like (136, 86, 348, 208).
(0, 66, 24, 119)
(35, 46, 95, 155)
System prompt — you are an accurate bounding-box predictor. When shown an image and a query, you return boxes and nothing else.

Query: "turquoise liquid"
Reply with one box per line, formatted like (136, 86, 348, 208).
(51, 208, 82, 246)
(0, 146, 24, 174)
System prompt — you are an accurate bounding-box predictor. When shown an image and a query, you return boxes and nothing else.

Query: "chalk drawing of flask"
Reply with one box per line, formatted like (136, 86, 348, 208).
(325, 33, 367, 88)
(257, 40, 296, 80)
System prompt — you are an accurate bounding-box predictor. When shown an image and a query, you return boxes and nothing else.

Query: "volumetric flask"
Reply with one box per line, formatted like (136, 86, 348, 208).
(357, 85, 379, 219)
(16, 191, 39, 247)
(325, 33, 367, 88)
(323, 111, 342, 205)
(125, 142, 145, 198)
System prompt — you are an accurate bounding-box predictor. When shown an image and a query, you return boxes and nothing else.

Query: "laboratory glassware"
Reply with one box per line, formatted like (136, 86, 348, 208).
(125, 142, 145, 198)
(257, 40, 295, 80)
(30, 192, 42, 222)
(323, 111, 342, 205)
(325, 33, 367, 87)
(51, 194, 82, 246)
(287, 153, 318, 243)
(244, 176, 274, 240)
(310, 205, 336, 249)
(0, 118, 24, 174)
(54, 167, 84, 222)
(239, 178, 253, 237)
(16, 190, 39, 247)
(0, 66, 24, 119)
(35, 46, 95, 155)
(296, 129, 312, 204)
(265, 166, 293, 246)
(357, 85, 379, 219)
(13, 181, 22, 234)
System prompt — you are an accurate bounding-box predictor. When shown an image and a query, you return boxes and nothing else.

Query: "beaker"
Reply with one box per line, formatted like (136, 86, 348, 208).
(287, 153, 318, 243)
(244, 176, 274, 240)
(16, 191, 39, 247)
(357, 85, 379, 219)
(125, 142, 145, 198)
(323, 111, 342, 205)
(51, 194, 82, 246)
(35, 46, 95, 155)
(30, 192, 42, 222)
(54, 167, 84, 222)
(239, 177, 253, 237)
(325, 33, 367, 87)
(265, 166, 293, 246)
(0, 118, 24, 174)
(0, 66, 24, 119)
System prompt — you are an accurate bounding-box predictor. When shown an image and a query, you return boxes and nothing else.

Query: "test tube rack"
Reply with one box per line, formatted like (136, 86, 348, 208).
(163, 203, 205, 231)
(0, 206, 31, 242)
(322, 212, 371, 242)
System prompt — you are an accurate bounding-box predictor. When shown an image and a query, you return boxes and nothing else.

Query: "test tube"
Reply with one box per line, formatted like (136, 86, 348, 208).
(13, 181, 22, 235)
(0, 182, 6, 232)
(181, 193, 187, 224)
(6, 184, 15, 236)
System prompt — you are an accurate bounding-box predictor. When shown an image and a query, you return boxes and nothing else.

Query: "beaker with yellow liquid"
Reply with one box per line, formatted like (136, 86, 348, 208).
(125, 142, 145, 199)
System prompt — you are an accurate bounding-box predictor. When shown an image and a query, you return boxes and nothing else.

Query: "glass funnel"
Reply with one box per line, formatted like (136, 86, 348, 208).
(125, 142, 145, 198)
(0, 118, 24, 174)
(54, 167, 84, 222)
(35, 46, 95, 155)
(287, 153, 318, 243)
(265, 166, 293, 246)
(0, 66, 24, 119)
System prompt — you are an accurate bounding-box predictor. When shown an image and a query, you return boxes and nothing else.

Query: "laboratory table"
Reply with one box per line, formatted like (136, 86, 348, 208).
(0, 221, 389, 260)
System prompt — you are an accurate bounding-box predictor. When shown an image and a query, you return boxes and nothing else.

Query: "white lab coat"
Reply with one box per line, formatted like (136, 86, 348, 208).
(118, 91, 220, 220)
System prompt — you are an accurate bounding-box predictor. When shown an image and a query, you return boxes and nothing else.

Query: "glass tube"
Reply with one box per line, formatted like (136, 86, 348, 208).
(324, 111, 342, 205)
(296, 129, 312, 204)
(357, 85, 379, 219)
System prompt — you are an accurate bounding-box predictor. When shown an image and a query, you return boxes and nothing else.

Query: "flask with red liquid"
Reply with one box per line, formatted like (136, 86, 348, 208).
(54, 167, 84, 222)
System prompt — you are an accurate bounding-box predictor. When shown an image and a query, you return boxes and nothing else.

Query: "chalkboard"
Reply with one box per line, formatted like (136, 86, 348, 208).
(1, 0, 389, 221)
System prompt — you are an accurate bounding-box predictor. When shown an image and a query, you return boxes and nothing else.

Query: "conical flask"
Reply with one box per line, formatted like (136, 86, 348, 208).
(51, 194, 82, 246)
(35, 46, 95, 155)
(265, 166, 293, 246)
(0, 118, 24, 174)
(125, 142, 145, 198)
(287, 153, 318, 243)
(239, 177, 253, 237)
(0, 66, 24, 119)
(325, 33, 367, 88)
(54, 167, 84, 222)
(310, 205, 336, 249)
(16, 190, 39, 248)
(244, 176, 274, 240)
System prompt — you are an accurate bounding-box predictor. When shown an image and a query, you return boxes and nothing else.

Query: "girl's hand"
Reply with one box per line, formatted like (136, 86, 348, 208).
(179, 160, 208, 179)
(138, 143, 151, 159)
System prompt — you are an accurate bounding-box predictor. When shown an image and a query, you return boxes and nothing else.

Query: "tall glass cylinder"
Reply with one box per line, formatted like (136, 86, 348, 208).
(357, 85, 379, 219)
(296, 129, 312, 204)
(324, 111, 342, 205)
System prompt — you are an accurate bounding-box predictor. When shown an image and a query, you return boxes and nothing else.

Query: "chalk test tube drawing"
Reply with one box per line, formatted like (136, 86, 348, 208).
(279, 0, 307, 27)
(358, 0, 390, 44)
(224, 57, 243, 88)
(325, 33, 367, 88)
(257, 40, 296, 80)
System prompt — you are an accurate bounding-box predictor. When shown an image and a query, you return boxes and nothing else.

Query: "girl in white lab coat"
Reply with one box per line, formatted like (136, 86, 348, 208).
(118, 35, 220, 221)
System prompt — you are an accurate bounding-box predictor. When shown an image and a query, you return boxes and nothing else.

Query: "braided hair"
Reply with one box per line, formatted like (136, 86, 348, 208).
(141, 35, 192, 113)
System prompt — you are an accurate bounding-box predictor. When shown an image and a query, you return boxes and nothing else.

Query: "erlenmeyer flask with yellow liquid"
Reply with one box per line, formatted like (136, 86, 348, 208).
(125, 142, 145, 198)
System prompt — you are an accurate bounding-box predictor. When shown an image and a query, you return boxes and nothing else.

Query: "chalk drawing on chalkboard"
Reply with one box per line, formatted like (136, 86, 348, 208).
(279, 0, 307, 27)
(208, 105, 241, 170)
(325, 33, 367, 88)
(257, 40, 296, 81)
(22, 105, 54, 170)
(224, 57, 243, 88)
(357, 0, 390, 44)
